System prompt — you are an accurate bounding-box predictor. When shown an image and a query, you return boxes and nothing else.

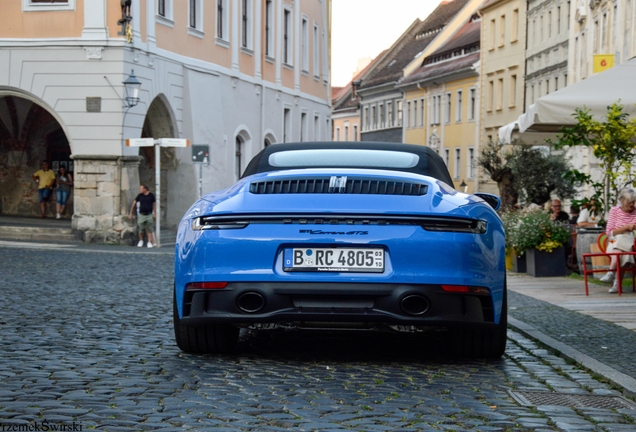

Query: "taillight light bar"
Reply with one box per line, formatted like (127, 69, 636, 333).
(186, 282, 229, 290)
(420, 219, 487, 234)
(190, 214, 487, 234)
(441, 285, 490, 294)
(192, 217, 248, 230)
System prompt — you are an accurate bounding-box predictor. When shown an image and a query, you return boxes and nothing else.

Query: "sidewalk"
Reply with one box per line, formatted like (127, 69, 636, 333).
(0, 214, 177, 249)
(507, 272, 636, 395)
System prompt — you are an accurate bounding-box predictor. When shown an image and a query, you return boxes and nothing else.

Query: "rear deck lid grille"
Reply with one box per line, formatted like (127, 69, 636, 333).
(249, 177, 428, 196)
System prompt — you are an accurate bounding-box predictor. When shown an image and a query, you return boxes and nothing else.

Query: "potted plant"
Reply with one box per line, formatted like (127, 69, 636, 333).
(502, 210, 526, 272)
(506, 208, 571, 277)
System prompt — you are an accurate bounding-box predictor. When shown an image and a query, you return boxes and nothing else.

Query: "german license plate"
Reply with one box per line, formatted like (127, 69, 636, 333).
(284, 247, 384, 272)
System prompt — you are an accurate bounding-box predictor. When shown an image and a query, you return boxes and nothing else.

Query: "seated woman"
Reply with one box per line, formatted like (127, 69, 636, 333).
(600, 189, 636, 293)
(577, 198, 602, 228)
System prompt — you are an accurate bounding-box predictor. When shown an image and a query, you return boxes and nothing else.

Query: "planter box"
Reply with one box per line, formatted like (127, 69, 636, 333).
(511, 253, 527, 273)
(526, 247, 566, 277)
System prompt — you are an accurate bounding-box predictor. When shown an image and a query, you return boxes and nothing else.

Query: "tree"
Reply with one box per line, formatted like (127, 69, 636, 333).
(508, 146, 575, 205)
(552, 102, 636, 214)
(477, 140, 517, 211)
(478, 140, 574, 209)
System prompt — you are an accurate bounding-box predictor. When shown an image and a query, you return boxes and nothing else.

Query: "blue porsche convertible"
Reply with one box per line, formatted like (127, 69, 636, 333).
(174, 142, 506, 358)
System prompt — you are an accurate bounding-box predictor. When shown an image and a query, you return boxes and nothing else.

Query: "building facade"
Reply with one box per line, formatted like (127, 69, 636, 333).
(331, 52, 385, 142)
(562, 0, 636, 199)
(0, 0, 332, 242)
(525, 0, 570, 108)
(478, 0, 527, 193)
(400, 17, 482, 193)
(356, 0, 479, 143)
(569, 0, 636, 85)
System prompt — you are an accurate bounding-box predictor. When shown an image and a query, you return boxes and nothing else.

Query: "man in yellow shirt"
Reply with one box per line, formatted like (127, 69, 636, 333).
(32, 161, 57, 218)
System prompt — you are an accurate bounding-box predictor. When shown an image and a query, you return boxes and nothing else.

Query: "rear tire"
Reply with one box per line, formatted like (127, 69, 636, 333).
(173, 291, 239, 354)
(450, 285, 508, 359)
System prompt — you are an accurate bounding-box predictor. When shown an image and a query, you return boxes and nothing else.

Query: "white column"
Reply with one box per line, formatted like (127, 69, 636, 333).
(321, 0, 330, 86)
(132, 0, 142, 43)
(276, 0, 282, 85)
(82, 0, 108, 40)
(232, 0, 240, 70)
(294, 1, 300, 90)
(146, 0, 156, 50)
(254, 0, 262, 78)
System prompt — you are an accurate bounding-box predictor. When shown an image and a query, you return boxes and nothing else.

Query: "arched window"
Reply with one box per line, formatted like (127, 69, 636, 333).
(236, 136, 244, 180)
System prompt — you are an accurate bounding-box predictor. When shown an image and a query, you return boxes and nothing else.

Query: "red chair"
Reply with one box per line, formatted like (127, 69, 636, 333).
(582, 233, 636, 296)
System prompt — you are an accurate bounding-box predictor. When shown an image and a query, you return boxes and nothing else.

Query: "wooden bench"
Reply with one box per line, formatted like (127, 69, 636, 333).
(582, 251, 636, 295)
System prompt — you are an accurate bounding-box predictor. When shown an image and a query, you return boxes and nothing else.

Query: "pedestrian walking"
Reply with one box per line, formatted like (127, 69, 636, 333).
(55, 166, 73, 219)
(129, 184, 157, 248)
(32, 161, 56, 218)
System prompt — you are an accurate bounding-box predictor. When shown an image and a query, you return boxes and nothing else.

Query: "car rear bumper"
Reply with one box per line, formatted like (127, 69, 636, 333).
(178, 282, 502, 328)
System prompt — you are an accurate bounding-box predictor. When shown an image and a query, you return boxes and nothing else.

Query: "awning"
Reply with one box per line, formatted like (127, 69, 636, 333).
(500, 57, 636, 143)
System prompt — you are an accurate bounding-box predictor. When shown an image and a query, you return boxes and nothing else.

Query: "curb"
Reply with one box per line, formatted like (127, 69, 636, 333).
(0, 239, 174, 255)
(508, 316, 636, 396)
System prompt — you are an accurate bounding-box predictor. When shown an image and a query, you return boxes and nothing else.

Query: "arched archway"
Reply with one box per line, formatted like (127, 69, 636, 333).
(0, 93, 72, 217)
(137, 95, 179, 227)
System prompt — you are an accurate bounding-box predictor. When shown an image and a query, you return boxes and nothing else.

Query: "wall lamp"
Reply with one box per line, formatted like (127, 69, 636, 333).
(459, 180, 468, 193)
(122, 70, 142, 108)
(104, 69, 142, 109)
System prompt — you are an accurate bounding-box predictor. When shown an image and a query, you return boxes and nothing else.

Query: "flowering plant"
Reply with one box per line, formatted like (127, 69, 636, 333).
(503, 208, 571, 254)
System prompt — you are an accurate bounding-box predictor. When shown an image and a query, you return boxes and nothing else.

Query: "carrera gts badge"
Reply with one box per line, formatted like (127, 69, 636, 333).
(300, 229, 368, 235)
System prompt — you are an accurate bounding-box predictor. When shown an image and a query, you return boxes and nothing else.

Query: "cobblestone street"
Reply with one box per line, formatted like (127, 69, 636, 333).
(1, 246, 635, 431)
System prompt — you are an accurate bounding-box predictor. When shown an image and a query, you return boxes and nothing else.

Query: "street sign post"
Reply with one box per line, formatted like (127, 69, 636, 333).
(192, 145, 209, 163)
(153, 138, 190, 247)
(192, 145, 210, 198)
(158, 138, 190, 147)
(125, 138, 154, 147)
(126, 137, 190, 248)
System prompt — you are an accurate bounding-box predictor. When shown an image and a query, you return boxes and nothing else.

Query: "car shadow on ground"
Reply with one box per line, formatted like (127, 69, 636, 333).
(219, 328, 506, 364)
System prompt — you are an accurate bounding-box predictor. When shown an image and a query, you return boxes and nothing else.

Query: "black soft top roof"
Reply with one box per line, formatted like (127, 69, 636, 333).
(242, 142, 455, 187)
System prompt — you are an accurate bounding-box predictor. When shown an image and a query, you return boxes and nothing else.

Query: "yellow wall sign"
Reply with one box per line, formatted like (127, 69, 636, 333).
(593, 54, 615, 74)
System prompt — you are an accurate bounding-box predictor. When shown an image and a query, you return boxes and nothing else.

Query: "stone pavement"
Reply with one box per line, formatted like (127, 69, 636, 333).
(2, 243, 636, 430)
(507, 273, 636, 395)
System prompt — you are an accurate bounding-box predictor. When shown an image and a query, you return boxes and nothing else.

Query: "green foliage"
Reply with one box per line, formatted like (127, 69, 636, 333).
(478, 140, 574, 209)
(503, 209, 571, 254)
(552, 102, 636, 212)
(508, 146, 575, 205)
(501, 210, 520, 250)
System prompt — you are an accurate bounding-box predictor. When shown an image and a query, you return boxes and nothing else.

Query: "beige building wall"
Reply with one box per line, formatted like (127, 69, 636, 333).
(1, 0, 329, 100)
(404, 78, 480, 193)
(332, 113, 360, 142)
(403, 87, 428, 148)
(525, 0, 570, 109)
(569, 0, 636, 85)
(0, 1, 83, 38)
(479, 0, 527, 194)
(442, 77, 480, 193)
